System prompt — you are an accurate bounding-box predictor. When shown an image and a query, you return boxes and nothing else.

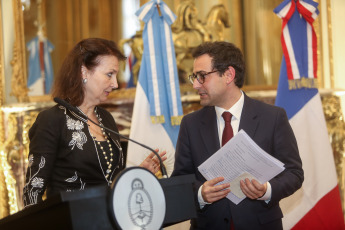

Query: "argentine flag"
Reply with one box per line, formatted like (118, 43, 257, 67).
(126, 0, 183, 176)
(275, 1, 345, 228)
(27, 36, 54, 95)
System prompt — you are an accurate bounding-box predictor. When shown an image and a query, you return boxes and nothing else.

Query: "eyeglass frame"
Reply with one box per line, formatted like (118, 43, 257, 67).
(188, 70, 218, 84)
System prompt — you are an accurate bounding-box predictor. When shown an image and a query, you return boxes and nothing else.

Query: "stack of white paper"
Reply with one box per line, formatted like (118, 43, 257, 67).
(198, 130, 285, 205)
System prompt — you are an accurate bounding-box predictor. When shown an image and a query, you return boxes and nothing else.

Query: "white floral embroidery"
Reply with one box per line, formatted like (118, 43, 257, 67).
(80, 178, 86, 190)
(31, 177, 44, 188)
(67, 117, 76, 130)
(58, 105, 67, 114)
(38, 156, 45, 168)
(23, 156, 46, 207)
(65, 171, 78, 182)
(31, 190, 40, 205)
(65, 115, 87, 150)
(66, 115, 84, 130)
(69, 131, 87, 150)
(28, 154, 34, 167)
(65, 172, 86, 192)
(74, 120, 84, 130)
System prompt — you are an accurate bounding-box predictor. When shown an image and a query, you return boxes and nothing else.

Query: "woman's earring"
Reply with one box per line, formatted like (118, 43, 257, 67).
(82, 78, 88, 84)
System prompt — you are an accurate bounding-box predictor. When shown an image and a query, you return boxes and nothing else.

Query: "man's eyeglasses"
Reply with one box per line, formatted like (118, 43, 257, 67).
(188, 70, 218, 84)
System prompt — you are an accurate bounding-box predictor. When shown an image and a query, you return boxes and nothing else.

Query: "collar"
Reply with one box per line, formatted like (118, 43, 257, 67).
(215, 90, 244, 121)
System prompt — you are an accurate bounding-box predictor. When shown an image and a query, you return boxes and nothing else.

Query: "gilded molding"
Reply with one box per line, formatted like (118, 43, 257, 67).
(1, 114, 19, 215)
(322, 94, 345, 218)
(326, 0, 334, 88)
(0, 0, 9, 219)
(0, 150, 10, 218)
(314, 0, 323, 88)
(0, 1, 4, 107)
(0, 0, 5, 143)
(10, 0, 29, 103)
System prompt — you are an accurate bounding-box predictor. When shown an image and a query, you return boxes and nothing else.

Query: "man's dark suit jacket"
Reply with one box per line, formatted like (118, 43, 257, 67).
(172, 94, 304, 230)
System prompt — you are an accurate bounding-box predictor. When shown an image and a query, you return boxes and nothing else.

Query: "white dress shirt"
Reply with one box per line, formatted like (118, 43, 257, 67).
(198, 91, 272, 207)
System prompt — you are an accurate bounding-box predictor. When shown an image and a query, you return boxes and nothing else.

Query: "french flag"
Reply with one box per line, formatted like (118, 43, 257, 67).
(276, 57, 345, 229)
(275, 1, 345, 229)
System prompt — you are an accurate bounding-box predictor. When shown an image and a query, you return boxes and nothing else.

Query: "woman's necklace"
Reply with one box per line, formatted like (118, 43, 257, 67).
(74, 106, 123, 184)
(92, 129, 114, 178)
(91, 109, 114, 179)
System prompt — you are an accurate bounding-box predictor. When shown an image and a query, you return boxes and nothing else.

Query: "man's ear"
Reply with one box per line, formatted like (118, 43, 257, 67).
(225, 66, 236, 84)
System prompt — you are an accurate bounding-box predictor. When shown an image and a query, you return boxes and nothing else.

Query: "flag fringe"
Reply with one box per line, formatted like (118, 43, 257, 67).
(288, 78, 318, 90)
(151, 115, 165, 124)
(171, 115, 183, 126)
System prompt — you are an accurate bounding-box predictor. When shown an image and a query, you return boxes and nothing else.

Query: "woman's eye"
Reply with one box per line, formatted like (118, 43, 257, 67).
(107, 73, 113, 77)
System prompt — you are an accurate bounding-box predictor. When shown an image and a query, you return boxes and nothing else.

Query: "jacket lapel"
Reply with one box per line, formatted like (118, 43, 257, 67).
(199, 107, 220, 157)
(239, 94, 259, 138)
(197, 96, 260, 159)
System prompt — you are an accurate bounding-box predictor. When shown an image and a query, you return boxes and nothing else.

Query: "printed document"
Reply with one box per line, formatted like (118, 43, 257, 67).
(198, 130, 285, 205)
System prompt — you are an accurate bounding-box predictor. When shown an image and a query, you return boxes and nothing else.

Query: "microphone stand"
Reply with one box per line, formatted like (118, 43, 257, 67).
(87, 118, 168, 178)
(54, 97, 168, 178)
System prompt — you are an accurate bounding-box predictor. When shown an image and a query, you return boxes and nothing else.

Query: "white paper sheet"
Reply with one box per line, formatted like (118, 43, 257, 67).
(198, 130, 285, 205)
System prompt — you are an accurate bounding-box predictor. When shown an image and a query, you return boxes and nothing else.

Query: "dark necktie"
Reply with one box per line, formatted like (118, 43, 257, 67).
(222, 111, 233, 146)
(222, 111, 235, 229)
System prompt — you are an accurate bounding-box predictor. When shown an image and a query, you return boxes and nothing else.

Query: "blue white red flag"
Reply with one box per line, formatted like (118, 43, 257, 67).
(126, 0, 183, 176)
(275, 1, 345, 229)
(274, 0, 318, 90)
(126, 51, 136, 88)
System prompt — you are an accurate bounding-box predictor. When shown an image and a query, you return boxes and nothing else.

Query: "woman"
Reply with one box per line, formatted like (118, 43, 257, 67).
(23, 38, 166, 208)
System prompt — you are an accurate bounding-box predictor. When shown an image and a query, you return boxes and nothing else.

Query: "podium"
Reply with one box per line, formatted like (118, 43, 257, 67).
(0, 173, 196, 230)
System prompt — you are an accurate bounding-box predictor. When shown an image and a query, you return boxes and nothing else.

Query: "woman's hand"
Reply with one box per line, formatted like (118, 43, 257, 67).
(139, 149, 167, 174)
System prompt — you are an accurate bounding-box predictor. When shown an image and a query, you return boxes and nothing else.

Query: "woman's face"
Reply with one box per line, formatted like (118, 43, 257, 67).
(83, 55, 119, 106)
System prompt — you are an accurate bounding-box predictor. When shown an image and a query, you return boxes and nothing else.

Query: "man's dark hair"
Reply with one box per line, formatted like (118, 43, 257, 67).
(192, 41, 245, 88)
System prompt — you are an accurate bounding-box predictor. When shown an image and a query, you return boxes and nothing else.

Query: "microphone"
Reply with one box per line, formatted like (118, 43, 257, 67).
(53, 97, 168, 178)
(54, 97, 88, 119)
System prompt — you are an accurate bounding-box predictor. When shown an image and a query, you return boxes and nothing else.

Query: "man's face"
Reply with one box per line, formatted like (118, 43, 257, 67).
(192, 54, 229, 107)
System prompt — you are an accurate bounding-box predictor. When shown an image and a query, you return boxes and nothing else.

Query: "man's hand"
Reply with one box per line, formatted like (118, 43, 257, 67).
(240, 178, 267, 199)
(201, 177, 230, 203)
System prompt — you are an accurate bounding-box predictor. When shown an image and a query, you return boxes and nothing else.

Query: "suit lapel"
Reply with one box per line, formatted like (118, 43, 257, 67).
(239, 94, 259, 138)
(199, 107, 220, 157)
(197, 96, 260, 159)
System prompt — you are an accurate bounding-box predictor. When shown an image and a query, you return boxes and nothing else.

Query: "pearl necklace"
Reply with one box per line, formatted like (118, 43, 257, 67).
(92, 111, 114, 179)
(72, 106, 124, 184)
(92, 129, 114, 178)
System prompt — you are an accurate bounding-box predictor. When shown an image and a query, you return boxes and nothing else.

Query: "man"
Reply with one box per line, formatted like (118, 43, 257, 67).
(172, 42, 303, 230)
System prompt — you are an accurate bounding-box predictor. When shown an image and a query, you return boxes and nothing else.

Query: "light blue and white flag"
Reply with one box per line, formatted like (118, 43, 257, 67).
(27, 36, 54, 95)
(126, 0, 183, 176)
